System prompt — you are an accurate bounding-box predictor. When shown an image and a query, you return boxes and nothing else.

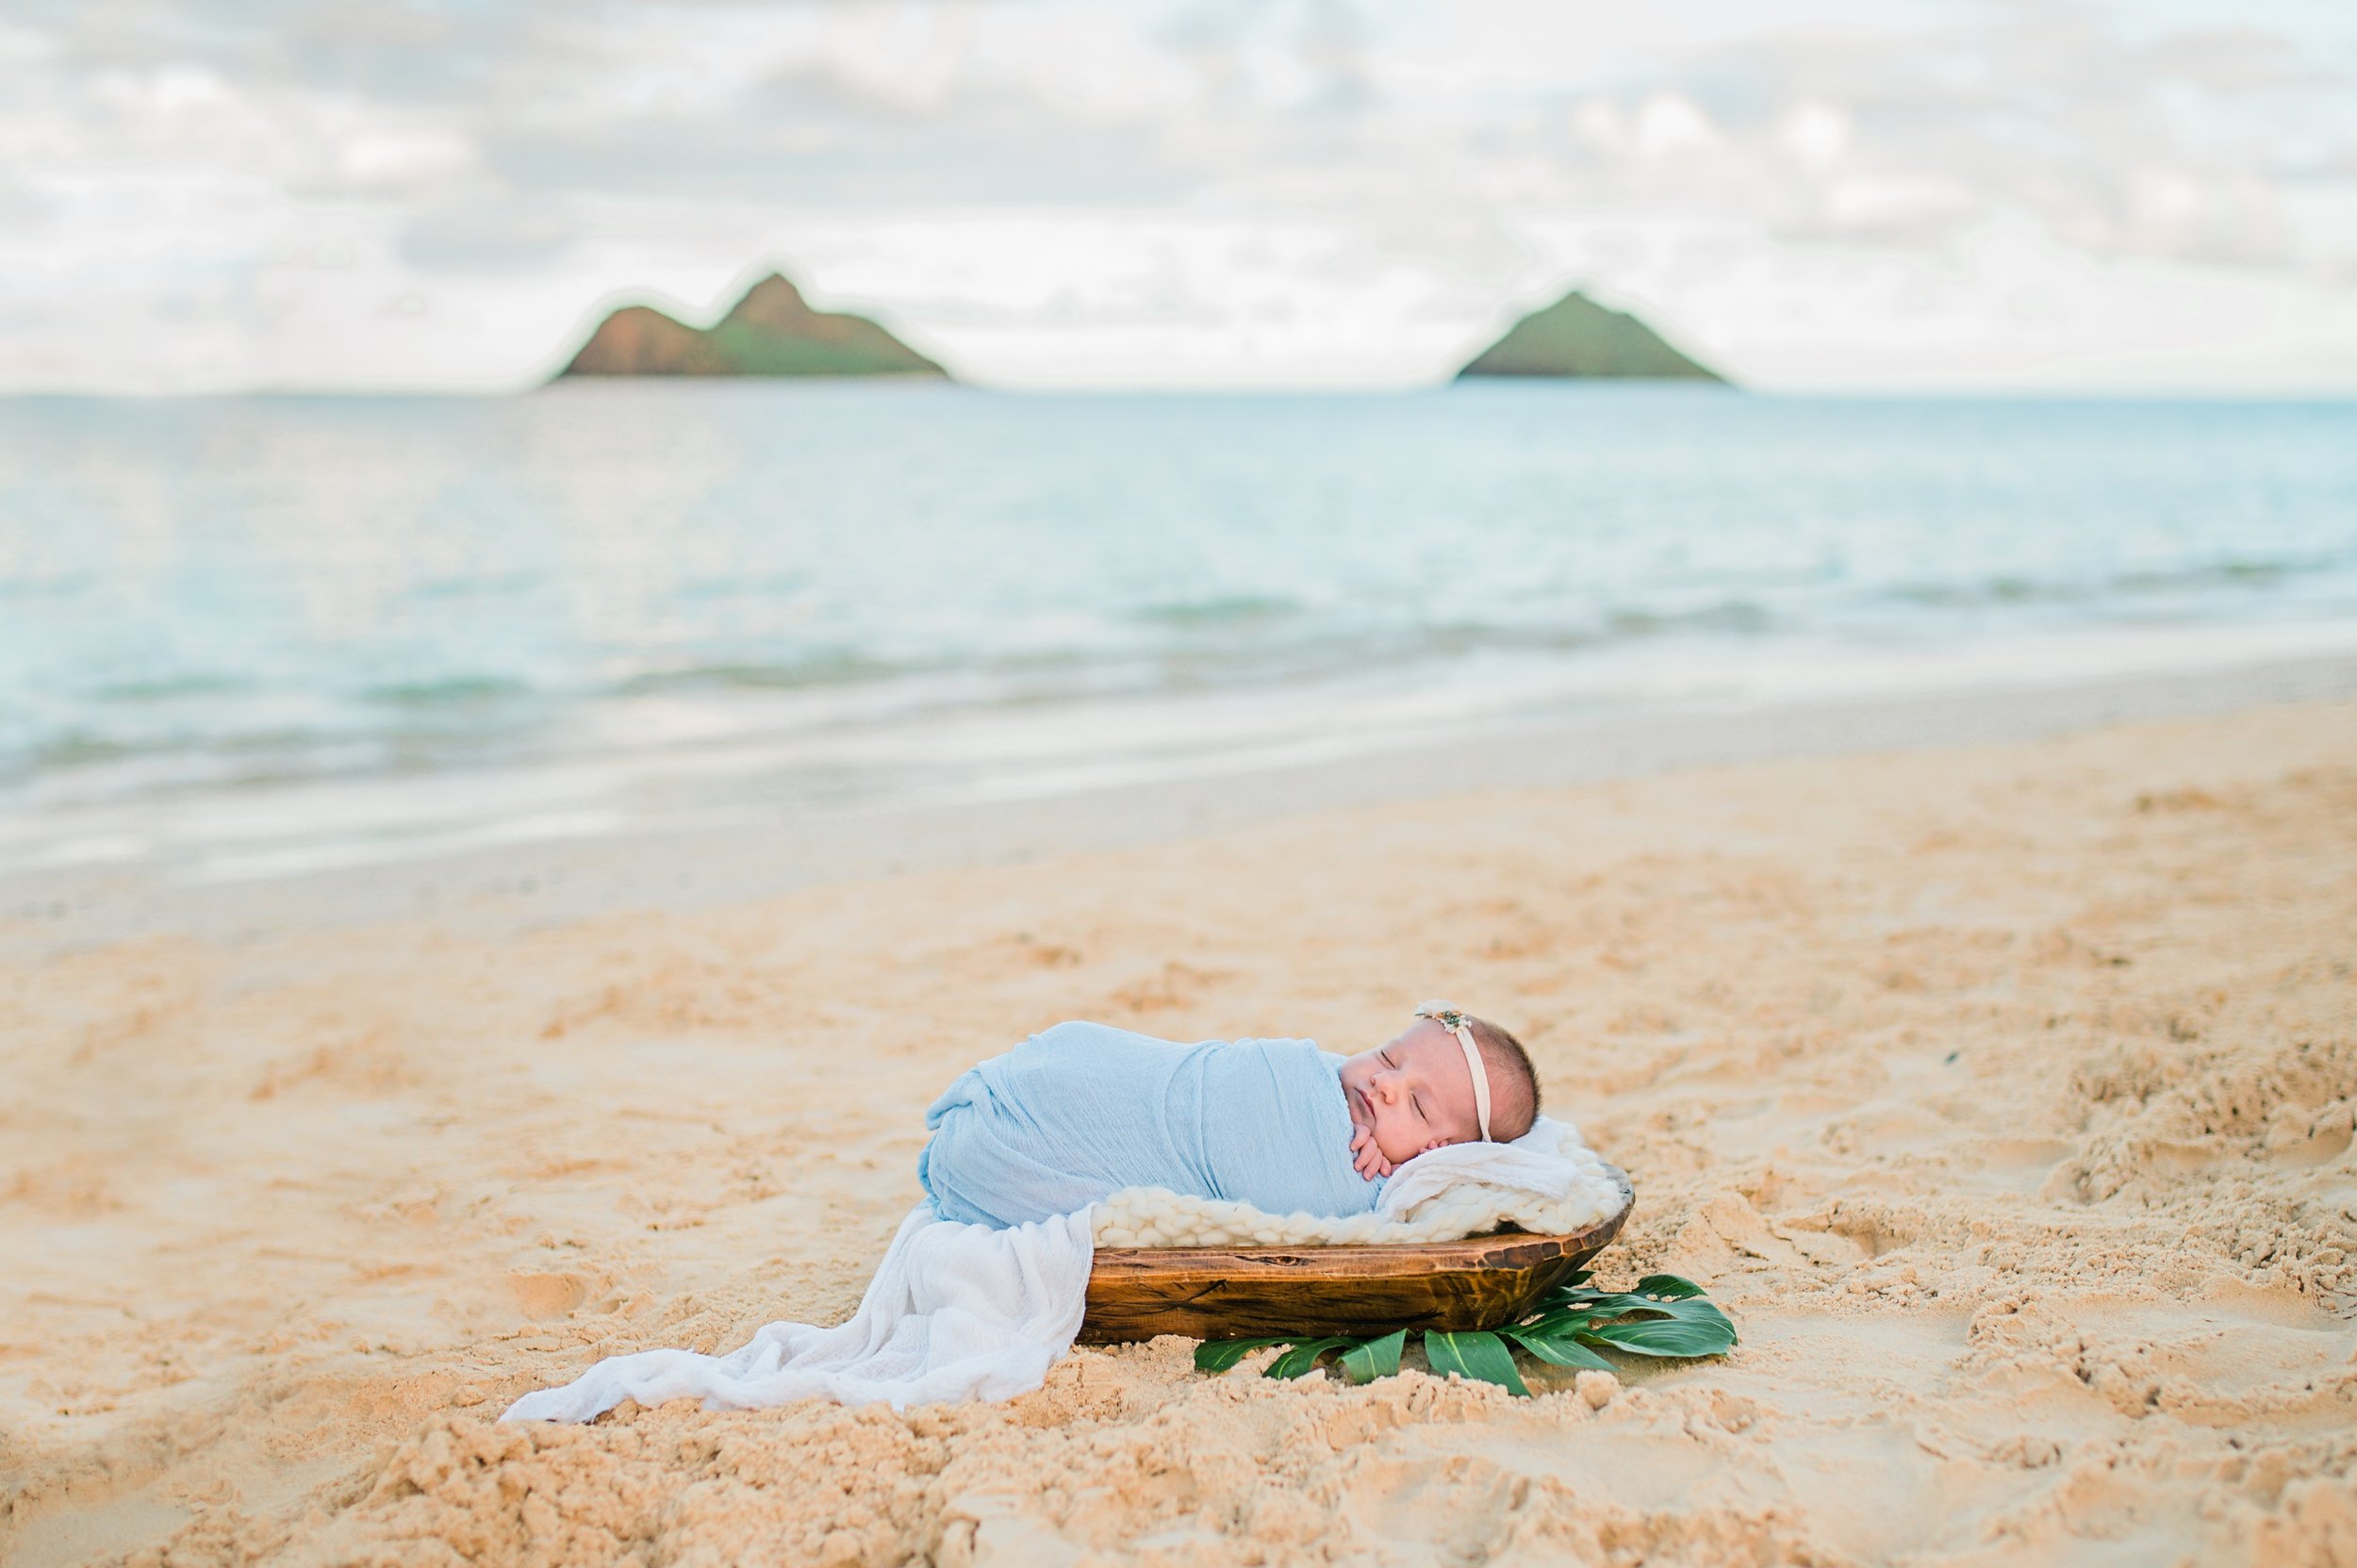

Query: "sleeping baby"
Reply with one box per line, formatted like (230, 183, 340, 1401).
(917, 1001, 1542, 1229)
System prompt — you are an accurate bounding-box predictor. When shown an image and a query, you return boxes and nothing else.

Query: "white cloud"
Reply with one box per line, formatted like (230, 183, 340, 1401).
(1634, 93, 1722, 160)
(1775, 99, 1850, 170)
(0, 0, 2353, 389)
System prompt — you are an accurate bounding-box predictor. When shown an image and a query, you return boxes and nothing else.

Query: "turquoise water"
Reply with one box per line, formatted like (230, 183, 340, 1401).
(3, 384, 2353, 879)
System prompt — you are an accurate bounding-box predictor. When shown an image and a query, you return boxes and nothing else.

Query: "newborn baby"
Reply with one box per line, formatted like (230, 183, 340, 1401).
(918, 1001, 1541, 1229)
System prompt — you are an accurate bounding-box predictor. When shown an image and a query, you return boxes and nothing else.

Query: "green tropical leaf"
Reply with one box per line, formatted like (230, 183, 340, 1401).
(1502, 1321, 1618, 1371)
(1515, 1306, 1603, 1340)
(1194, 1272, 1733, 1393)
(1665, 1297, 1738, 1345)
(1338, 1329, 1407, 1385)
(1581, 1314, 1738, 1358)
(1195, 1337, 1289, 1374)
(1535, 1274, 1597, 1311)
(1425, 1330, 1530, 1396)
(1607, 1296, 1738, 1344)
(1561, 1294, 1736, 1339)
(1561, 1292, 1665, 1318)
(1265, 1337, 1360, 1379)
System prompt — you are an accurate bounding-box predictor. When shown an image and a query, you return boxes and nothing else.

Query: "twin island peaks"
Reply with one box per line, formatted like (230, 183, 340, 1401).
(559, 272, 948, 380)
(554, 272, 1724, 385)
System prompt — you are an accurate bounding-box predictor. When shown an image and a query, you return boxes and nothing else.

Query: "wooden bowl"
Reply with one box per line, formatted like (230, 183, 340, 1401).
(1077, 1166, 1635, 1344)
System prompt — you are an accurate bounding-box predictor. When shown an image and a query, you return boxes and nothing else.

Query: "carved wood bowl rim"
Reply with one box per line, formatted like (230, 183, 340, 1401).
(1076, 1165, 1635, 1343)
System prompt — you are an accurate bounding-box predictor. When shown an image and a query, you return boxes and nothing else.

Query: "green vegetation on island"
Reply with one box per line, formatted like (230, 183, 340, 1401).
(1458, 290, 1725, 382)
(557, 272, 948, 380)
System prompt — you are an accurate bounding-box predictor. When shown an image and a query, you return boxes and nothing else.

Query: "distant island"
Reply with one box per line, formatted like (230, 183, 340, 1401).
(1458, 290, 1724, 381)
(556, 272, 948, 380)
(552, 271, 1718, 385)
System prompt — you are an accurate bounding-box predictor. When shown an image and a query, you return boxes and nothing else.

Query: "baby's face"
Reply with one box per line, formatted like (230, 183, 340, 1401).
(1338, 1019, 1482, 1166)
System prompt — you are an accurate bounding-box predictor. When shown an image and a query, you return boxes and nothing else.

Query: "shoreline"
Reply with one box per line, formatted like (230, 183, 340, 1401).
(9, 648, 2356, 958)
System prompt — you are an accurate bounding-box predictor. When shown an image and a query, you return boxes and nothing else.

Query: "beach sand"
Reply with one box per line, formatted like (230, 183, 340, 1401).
(3, 697, 2353, 1566)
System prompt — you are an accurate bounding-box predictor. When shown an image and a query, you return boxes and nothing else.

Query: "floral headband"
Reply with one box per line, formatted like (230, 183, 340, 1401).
(1414, 999, 1492, 1142)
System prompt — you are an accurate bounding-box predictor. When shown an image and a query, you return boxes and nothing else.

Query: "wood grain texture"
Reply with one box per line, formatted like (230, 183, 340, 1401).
(1077, 1168, 1635, 1343)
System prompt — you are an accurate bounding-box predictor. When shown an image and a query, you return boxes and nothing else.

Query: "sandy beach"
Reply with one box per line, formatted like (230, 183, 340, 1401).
(4, 689, 2353, 1567)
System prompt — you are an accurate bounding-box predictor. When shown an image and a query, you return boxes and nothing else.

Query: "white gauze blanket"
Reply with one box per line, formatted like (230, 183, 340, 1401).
(503, 1116, 1624, 1423)
(1094, 1115, 1624, 1247)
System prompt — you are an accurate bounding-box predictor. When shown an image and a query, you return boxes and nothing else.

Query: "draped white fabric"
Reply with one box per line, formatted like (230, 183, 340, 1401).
(503, 1206, 1095, 1423)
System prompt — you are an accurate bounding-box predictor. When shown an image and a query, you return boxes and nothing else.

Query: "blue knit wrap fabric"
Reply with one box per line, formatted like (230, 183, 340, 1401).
(918, 1021, 1382, 1228)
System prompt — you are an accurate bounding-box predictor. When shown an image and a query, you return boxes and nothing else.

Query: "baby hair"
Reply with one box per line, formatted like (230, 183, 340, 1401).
(1466, 1015, 1541, 1140)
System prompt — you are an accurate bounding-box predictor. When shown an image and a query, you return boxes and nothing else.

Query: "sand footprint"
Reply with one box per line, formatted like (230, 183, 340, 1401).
(504, 1271, 591, 1319)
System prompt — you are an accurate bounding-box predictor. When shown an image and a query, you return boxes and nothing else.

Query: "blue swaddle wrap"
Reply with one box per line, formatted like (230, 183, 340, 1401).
(918, 1020, 1381, 1228)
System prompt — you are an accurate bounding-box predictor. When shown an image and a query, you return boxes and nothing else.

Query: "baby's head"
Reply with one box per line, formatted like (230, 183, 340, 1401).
(1338, 1004, 1541, 1165)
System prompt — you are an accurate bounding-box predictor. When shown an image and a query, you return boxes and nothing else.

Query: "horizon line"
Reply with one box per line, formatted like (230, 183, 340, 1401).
(4, 380, 2356, 402)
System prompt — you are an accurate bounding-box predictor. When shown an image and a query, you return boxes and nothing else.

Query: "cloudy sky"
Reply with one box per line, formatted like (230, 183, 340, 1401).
(7, 0, 2357, 391)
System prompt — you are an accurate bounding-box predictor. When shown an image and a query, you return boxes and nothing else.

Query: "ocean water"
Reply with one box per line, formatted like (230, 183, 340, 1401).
(3, 384, 2353, 881)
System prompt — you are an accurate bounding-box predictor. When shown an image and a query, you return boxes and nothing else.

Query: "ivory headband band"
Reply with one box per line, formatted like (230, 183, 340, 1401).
(1414, 999, 1492, 1142)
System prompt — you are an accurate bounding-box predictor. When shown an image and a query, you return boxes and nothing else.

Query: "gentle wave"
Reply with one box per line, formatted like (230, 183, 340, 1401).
(2, 385, 2352, 877)
(1887, 555, 2331, 608)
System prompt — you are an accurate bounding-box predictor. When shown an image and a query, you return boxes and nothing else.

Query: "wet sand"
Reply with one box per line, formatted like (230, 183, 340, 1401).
(3, 692, 2352, 1566)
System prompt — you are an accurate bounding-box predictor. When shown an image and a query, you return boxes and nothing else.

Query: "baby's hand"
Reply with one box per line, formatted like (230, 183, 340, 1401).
(1350, 1125, 1394, 1180)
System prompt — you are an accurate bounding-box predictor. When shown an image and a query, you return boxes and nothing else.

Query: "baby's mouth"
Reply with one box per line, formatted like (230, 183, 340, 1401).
(1348, 1085, 1374, 1129)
